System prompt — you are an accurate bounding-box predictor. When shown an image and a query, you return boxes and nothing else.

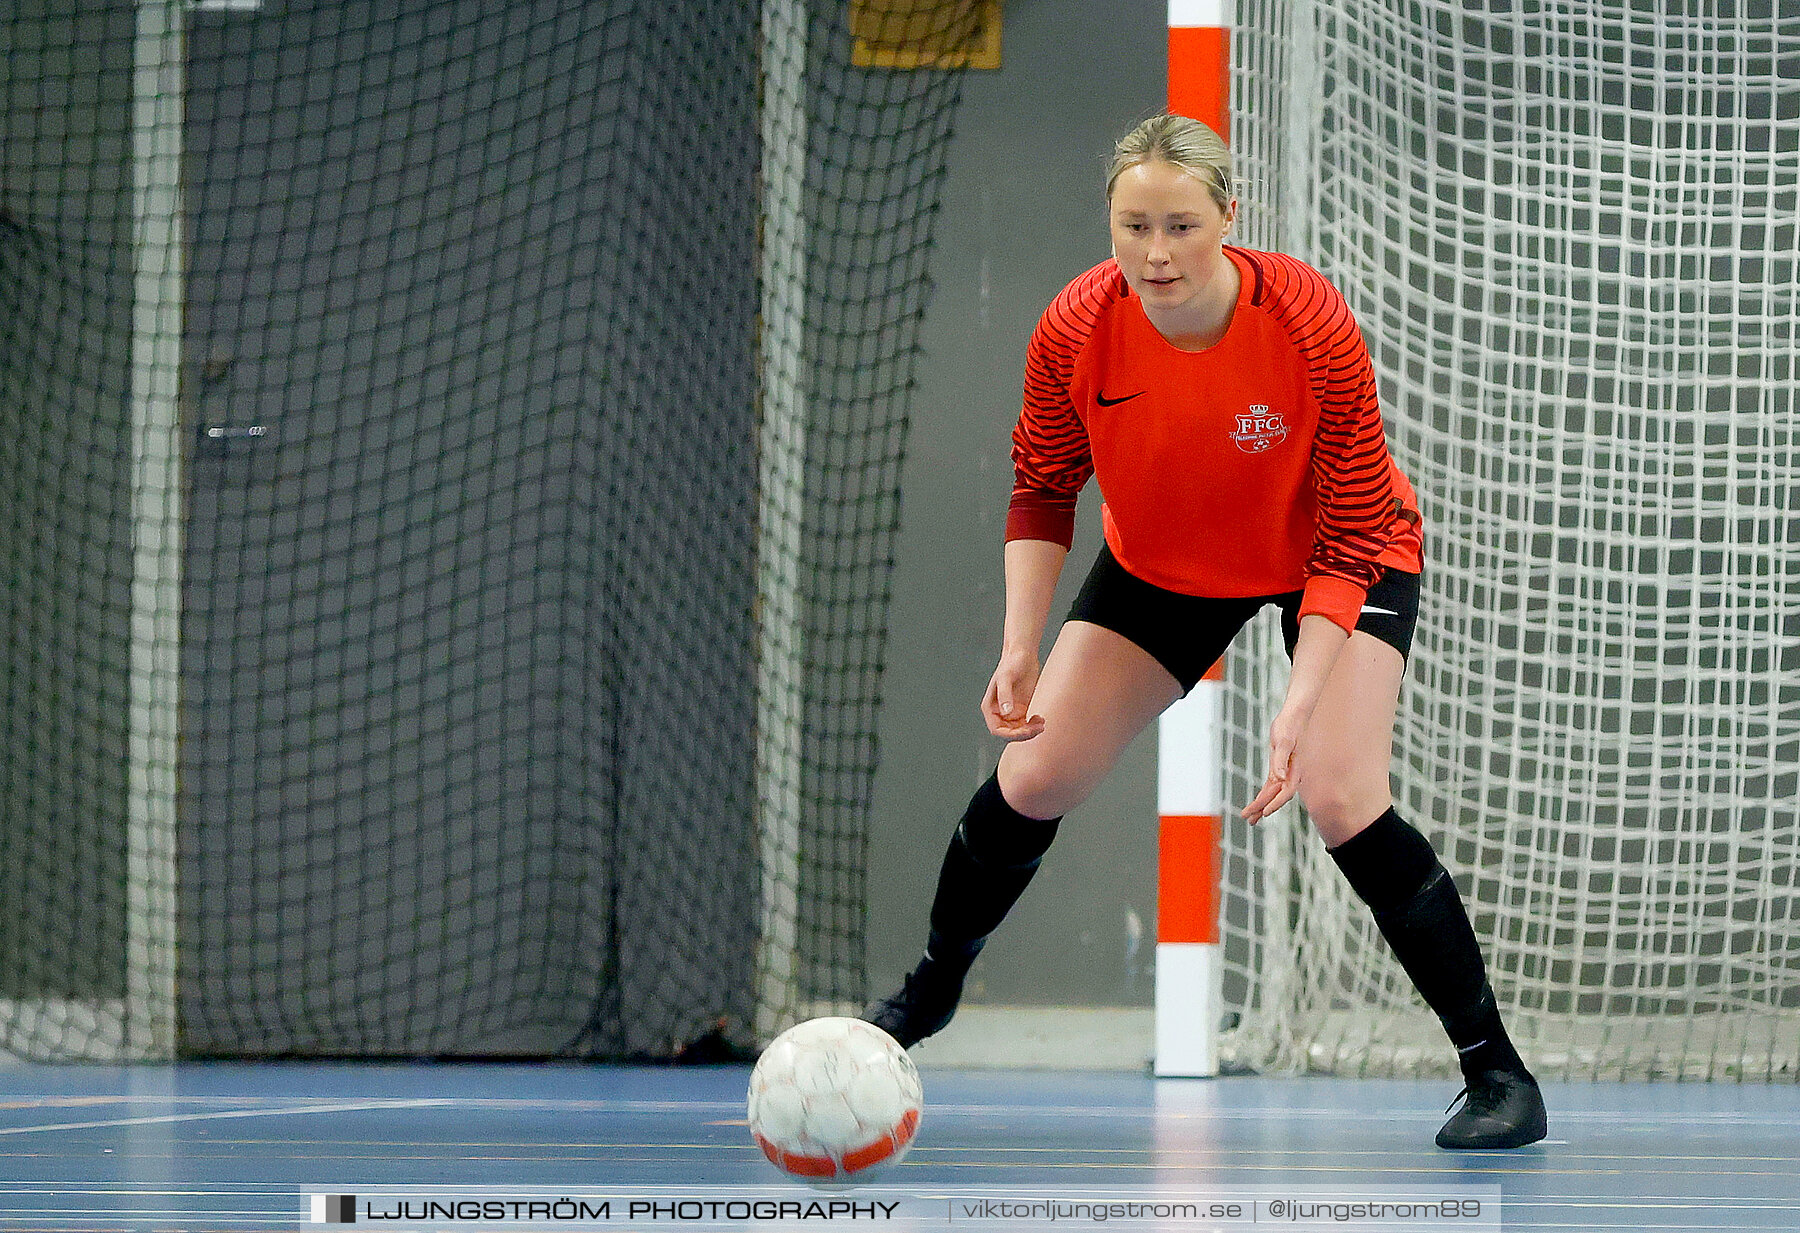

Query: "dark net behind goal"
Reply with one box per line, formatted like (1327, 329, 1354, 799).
(0, 0, 971, 1060)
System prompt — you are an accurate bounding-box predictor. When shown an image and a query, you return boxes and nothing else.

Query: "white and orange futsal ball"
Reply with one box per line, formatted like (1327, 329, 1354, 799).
(747, 1017, 923, 1185)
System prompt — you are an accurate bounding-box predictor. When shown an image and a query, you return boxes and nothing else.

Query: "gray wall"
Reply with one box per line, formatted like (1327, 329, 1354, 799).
(868, 1, 1167, 1008)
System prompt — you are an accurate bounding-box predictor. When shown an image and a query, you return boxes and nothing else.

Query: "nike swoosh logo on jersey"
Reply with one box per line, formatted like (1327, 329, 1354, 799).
(1096, 390, 1146, 406)
(1360, 605, 1398, 616)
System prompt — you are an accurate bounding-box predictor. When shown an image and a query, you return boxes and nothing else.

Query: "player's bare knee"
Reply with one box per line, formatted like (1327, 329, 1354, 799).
(1298, 778, 1390, 844)
(995, 755, 1088, 821)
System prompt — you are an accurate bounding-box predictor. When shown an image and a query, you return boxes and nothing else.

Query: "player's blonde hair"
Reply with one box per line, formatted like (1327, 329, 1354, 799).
(1106, 114, 1233, 212)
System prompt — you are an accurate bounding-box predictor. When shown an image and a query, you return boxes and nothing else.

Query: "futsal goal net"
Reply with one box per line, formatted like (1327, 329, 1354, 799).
(1221, 0, 1799, 1081)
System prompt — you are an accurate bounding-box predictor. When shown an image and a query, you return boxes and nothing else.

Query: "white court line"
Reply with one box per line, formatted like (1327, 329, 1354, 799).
(142, 1094, 1793, 1128)
(0, 1098, 454, 1137)
(9, 1093, 1795, 1129)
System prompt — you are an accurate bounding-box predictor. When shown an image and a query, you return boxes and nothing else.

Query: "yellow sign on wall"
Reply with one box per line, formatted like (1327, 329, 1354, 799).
(849, 0, 1002, 70)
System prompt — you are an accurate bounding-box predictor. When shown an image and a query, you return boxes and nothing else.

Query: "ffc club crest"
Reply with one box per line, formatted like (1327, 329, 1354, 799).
(1228, 405, 1290, 453)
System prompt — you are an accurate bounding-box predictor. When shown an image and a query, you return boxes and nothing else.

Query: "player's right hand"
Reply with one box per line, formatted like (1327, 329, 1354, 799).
(982, 652, 1046, 741)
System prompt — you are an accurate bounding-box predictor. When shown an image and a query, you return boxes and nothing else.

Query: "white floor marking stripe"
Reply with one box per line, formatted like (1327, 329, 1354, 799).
(0, 1098, 453, 1137)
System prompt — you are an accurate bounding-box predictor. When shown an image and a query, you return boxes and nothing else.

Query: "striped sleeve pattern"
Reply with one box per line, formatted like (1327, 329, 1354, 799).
(1006, 264, 1117, 546)
(1242, 249, 1412, 624)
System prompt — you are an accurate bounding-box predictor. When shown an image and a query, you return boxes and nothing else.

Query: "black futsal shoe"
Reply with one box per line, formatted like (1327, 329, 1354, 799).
(861, 957, 969, 1049)
(1435, 1068, 1548, 1149)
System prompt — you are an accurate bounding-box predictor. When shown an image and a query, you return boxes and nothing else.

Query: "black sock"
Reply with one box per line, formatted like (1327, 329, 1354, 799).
(919, 772, 1060, 977)
(1329, 808, 1527, 1081)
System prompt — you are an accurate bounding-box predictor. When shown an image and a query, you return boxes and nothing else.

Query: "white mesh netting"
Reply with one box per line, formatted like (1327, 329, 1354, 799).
(1219, 0, 1799, 1081)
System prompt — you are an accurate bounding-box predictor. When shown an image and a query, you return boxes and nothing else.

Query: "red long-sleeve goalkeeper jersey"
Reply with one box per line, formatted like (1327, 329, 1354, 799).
(1006, 246, 1423, 632)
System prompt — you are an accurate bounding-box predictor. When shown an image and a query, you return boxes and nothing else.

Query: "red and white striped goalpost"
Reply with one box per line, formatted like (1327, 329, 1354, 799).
(1154, 0, 1231, 1079)
(1167, 0, 1230, 137)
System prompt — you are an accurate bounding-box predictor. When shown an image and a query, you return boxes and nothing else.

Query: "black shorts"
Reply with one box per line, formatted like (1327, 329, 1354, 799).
(1065, 544, 1420, 694)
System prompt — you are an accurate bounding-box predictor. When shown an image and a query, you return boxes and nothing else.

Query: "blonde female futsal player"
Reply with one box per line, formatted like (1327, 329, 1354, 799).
(865, 114, 1547, 1150)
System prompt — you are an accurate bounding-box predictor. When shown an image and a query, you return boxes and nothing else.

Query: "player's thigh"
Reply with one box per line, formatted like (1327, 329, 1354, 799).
(1293, 630, 1404, 846)
(996, 620, 1181, 820)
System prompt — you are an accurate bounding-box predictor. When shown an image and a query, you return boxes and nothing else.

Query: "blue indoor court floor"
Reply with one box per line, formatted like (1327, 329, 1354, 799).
(0, 1061, 1795, 1231)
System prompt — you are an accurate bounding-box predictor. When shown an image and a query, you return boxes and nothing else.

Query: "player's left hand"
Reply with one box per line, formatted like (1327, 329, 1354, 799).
(1242, 709, 1305, 823)
(982, 649, 1047, 741)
